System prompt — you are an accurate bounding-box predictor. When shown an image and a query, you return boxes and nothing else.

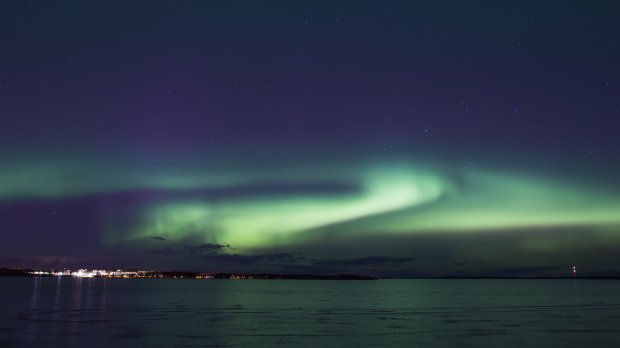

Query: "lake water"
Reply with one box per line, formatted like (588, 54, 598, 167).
(1, 278, 619, 347)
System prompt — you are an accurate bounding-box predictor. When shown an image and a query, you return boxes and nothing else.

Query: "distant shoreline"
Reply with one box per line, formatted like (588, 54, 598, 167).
(3, 268, 620, 280)
(0, 268, 376, 280)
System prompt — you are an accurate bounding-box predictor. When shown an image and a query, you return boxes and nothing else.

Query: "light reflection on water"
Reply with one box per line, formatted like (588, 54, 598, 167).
(2, 278, 620, 347)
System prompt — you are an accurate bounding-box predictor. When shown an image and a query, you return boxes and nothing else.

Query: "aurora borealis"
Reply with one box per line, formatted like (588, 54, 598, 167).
(2, 1, 620, 277)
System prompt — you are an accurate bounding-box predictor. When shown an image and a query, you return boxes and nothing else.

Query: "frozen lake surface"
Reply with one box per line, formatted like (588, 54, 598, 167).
(1, 278, 619, 347)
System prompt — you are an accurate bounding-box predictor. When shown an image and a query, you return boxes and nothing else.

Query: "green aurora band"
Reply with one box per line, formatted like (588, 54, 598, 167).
(2, 155, 620, 253)
(116, 165, 446, 248)
(123, 168, 620, 250)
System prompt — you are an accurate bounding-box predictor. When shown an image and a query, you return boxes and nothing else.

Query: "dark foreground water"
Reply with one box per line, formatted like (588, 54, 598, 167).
(1, 278, 619, 347)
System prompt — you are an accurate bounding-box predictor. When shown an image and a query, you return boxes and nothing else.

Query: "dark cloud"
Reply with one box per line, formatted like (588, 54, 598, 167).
(186, 243, 230, 252)
(148, 236, 168, 242)
(146, 242, 417, 275)
(145, 244, 304, 272)
(202, 252, 301, 265)
(147, 242, 417, 268)
(146, 242, 301, 265)
(145, 243, 230, 257)
(311, 256, 417, 268)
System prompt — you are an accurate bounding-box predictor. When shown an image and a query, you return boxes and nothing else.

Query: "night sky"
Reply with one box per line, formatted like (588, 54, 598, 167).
(2, 1, 620, 277)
